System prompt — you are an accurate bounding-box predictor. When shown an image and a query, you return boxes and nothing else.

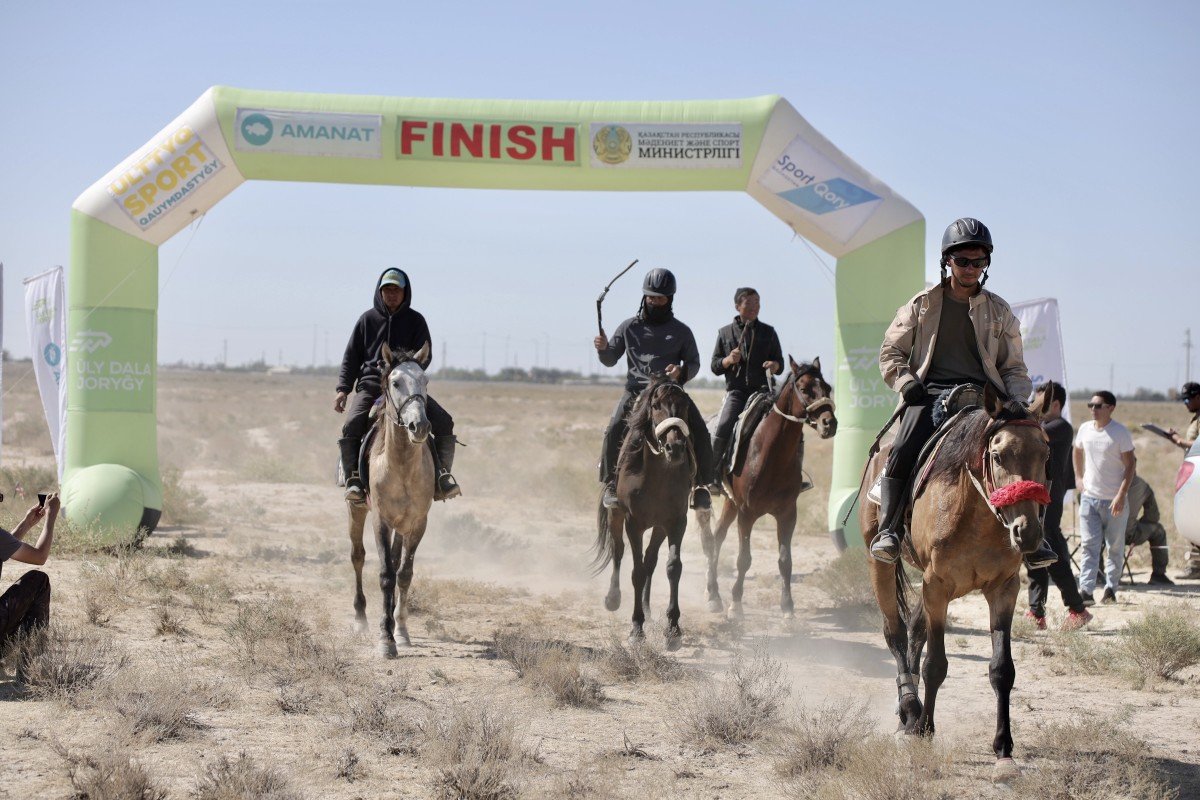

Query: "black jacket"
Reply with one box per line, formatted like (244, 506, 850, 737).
(337, 268, 432, 393)
(597, 309, 700, 392)
(711, 317, 783, 392)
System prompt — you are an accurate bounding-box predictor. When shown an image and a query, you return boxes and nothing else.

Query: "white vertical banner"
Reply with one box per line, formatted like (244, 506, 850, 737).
(23, 266, 67, 478)
(1012, 297, 1070, 425)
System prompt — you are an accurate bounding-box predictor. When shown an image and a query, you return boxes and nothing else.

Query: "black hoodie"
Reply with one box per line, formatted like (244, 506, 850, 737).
(336, 268, 432, 394)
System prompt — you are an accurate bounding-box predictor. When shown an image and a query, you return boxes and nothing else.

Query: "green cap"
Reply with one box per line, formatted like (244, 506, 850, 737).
(380, 269, 406, 288)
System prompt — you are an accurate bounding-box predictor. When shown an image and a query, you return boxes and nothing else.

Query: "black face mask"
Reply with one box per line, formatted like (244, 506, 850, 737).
(642, 302, 673, 324)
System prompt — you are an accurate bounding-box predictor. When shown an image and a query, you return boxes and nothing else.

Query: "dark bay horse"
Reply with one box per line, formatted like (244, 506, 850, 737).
(591, 375, 702, 650)
(347, 343, 436, 658)
(860, 384, 1052, 783)
(699, 357, 837, 618)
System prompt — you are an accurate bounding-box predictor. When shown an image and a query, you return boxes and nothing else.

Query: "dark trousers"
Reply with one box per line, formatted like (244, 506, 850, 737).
(1027, 494, 1086, 615)
(0, 570, 51, 652)
(884, 399, 937, 484)
(599, 389, 713, 486)
(1127, 521, 1169, 575)
(713, 389, 750, 442)
(342, 384, 454, 443)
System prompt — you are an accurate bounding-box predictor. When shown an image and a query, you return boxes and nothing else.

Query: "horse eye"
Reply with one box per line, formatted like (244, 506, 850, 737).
(991, 452, 1002, 463)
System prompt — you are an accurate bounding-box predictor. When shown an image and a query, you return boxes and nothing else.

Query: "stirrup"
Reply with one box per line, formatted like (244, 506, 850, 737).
(344, 483, 366, 506)
(870, 531, 901, 564)
(436, 471, 461, 501)
(690, 485, 712, 510)
(1023, 541, 1057, 570)
(602, 482, 620, 509)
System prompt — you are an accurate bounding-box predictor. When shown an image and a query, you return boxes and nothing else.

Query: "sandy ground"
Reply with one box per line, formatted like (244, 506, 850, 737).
(0, 367, 1197, 798)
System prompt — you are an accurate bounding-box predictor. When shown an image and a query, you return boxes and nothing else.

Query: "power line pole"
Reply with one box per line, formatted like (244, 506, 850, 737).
(1185, 328, 1193, 384)
(222, 339, 228, 368)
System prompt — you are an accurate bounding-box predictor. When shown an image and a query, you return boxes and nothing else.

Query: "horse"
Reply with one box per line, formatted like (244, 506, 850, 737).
(860, 383, 1052, 783)
(347, 342, 436, 658)
(590, 375, 703, 650)
(698, 357, 837, 618)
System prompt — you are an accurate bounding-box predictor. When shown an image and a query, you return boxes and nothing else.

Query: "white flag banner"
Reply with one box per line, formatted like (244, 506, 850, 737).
(24, 266, 67, 478)
(1012, 297, 1069, 423)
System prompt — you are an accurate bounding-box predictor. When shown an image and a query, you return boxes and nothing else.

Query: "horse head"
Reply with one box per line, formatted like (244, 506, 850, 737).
(980, 383, 1052, 555)
(785, 355, 838, 439)
(381, 341, 431, 444)
(642, 375, 692, 465)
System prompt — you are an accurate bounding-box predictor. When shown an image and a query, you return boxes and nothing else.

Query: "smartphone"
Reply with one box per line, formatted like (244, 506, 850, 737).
(38, 493, 47, 508)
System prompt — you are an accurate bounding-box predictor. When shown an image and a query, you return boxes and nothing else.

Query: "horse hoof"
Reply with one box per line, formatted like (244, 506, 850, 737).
(628, 627, 645, 642)
(378, 640, 398, 659)
(707, 598, 724, 613)
(604, 593, 621, 612)
(353, 617, 368, 635)
(781, 610, 795, 620)
(992, 758, 1020, 784)
(664, 630, 683, 651)
(397, 630, 412, 648)
(727, 603, 744, 620)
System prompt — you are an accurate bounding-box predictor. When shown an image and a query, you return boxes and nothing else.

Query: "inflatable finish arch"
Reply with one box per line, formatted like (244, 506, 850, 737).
(67, 87, 923, 542)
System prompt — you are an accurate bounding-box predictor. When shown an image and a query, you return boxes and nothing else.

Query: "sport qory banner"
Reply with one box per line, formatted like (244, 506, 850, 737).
(25, 266, 67, 477)
(1012, 297, 1069, 423)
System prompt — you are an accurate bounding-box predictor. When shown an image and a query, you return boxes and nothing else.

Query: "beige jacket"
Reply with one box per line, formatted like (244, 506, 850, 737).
(879, 284, 1031, 404)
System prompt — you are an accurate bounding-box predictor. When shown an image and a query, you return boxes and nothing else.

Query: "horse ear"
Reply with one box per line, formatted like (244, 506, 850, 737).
(1036, 386, 1054, 418)
(788, 355, 800, 374)
(415, 341, 431, 366)
(380, 343, 394, 370)
(983, 383, 1005, 418)
(811, 356, 821, 373)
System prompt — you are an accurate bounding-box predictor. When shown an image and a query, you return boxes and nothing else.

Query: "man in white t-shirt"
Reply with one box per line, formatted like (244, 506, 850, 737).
(1073, 390, 1136, 605)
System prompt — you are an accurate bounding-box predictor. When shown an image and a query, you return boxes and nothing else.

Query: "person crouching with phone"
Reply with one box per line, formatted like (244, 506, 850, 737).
(1, 493, 60, 668)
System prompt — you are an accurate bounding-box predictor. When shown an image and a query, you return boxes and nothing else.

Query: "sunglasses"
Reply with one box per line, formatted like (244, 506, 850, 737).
(947, 255, 990, 269)
(1086, 402, 1109, 409)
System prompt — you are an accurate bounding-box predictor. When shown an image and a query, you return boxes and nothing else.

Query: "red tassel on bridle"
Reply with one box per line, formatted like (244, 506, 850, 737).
(989, 480, 1050, 508)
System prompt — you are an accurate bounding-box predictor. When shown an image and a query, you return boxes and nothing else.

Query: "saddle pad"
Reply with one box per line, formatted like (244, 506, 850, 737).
(910, 408, 975, 503)
(729, 392, 773, 477)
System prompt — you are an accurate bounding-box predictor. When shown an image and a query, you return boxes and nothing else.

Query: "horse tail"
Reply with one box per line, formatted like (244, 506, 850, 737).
(589, 494, 613, 576)
(894, 558, 911, 625)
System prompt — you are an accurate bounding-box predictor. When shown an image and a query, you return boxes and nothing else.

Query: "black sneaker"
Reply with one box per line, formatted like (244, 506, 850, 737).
(1149, 572, 1176, 586)
(870, 531, 901, 564)
(1080, 592, 1095, 608)
(1101, 588, 1117, 605)
(602, 482, 620, 509)
(691, 486, 712, 510)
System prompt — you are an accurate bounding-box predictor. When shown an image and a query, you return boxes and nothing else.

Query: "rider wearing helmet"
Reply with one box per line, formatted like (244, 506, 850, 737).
(335, 268, 460, 504)
(871, 218, 1056, 568)
(593, 268, 715, 510)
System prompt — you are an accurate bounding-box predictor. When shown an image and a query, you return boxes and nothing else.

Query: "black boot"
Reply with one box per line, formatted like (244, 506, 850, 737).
(709, 435, 730, 495)
(338, 436, 366, 504)
(1023, 540, 1058, 570)
(870, 476, 906, 564)
(433, 435, 461, 500)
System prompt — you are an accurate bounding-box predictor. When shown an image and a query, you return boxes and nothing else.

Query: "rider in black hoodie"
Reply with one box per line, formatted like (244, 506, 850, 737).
(335, 268, 459, 502)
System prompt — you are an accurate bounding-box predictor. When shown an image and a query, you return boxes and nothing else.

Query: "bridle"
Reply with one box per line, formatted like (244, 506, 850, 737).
(641, 384, 694, 467)
(966, 417, 1051, 532)
(383, 361, 427, 428)
(771, 369, 836, 432)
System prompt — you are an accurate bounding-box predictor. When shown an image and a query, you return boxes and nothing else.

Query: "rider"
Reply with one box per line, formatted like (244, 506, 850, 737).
(335, 268, 460, 503)
(709, 287, 783, 489)
(871, 218, 1056, 568)
(594, 268, 715, 511)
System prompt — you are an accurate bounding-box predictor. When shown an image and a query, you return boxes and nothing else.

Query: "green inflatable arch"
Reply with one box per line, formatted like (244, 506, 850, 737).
(66, 86, 923, 543)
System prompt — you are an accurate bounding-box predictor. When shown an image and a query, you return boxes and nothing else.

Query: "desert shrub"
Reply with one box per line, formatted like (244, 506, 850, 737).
(677, 650, 790, 746)
(492, 629, 604, 708)
(424, 703, 528, 800)
(1016, 720, 1176, 800)
(240, 454, 304, 484)
(154, 606, 188, 637)
(7, 622, 128, 697)
(343, 679, 423, 755)
(160, 467, 210, 525)
(192, 752, 303, 800)
(336, 748, 366, 782)
(809, 549, 876, 609)
(774, 699, 873, 780)
(0, 463, 57, 499)
(56, 745, 167, 800)
(102, 670, 206, 742)
(597, 635, 686, 683)
(225, 596, 351, 684)
(1117, 606, 1200, 680)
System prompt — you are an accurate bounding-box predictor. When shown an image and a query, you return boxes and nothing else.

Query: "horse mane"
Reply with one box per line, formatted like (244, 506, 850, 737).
(617, 375, 684, 476)
(925, 404, 1031, 485)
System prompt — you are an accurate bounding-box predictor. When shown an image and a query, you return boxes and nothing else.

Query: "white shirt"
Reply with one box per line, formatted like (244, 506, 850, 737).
(1074, 420, 1134, 501)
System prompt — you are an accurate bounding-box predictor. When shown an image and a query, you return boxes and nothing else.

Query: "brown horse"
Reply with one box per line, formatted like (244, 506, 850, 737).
(347, 342, 436, 658)
(699, 357, 837, 618)
(591, 375, 702, 649)
(861, 384, 1052, 782)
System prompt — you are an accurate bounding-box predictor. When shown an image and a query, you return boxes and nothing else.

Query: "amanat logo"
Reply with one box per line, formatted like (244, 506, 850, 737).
(398, 119, 579, 164)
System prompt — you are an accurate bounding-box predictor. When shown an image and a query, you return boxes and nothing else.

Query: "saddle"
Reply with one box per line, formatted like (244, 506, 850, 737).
(710, 391, 773, 479)
(342, 397, 446, 502)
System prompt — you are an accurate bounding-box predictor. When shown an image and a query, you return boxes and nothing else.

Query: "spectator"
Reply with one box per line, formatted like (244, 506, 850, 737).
(1073, 391, 1136, 605)
(1122, 475, 1172, 585)
(1169, 382, 1200, 579)
(1, 494, 60, 668)
(1025, 382, 1093, 630)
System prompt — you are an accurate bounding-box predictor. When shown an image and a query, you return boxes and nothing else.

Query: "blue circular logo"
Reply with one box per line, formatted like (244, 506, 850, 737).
(241, 113, 274, 146)
(43, 343, 61, 367)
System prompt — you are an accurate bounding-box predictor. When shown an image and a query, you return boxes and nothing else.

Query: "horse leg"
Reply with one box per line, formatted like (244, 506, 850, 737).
(394, 528, 425, 648)
(986, 574, 1021, 782)
(641, 526, 667, 620)
(663, 518, 686, 650)
(868, 557, 923, 732)
(729, 511, 755, 618)
(775, 506, 797, 617)
(916, 580, 951, 737)
(604, 509, 625, 611)
(704, 497, 737, 613)
(374, 517, 398, 658)
(903, 592, 928, 732)
(348, 502, 369, 633)
(627, 522, 647, 642)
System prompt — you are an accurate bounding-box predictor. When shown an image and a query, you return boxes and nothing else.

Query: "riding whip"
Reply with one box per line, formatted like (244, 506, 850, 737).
(596, 259, 638, 336)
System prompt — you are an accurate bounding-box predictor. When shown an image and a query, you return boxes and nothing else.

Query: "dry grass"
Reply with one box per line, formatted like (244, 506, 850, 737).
(103, 670, 208, 742)
(160, 466, 210, 525)
(773, 699, 873, 780)
(192, 752, 303, 800)
(225, 596, 353, 685)
(335, 748, 366, 783)
(810, 549, 876, 610)
(342, 678, 424, 756)
(1117, 606, 1200, 681)
(6, 622, 128, 697)
(1016, 720, 1177, 800)
(423, 702, 530, 800)
(493, 628, 605, 708)
(55, 745, 167, 800)
(677, 650, 791, 746)
(596, 635, 686, 683)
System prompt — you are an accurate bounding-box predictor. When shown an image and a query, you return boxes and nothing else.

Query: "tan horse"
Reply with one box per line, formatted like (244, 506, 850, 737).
(347, 342, 436, 658)
(860, 384, 1052, 783)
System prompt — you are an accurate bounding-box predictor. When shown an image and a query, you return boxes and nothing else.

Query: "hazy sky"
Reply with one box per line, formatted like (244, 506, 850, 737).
(1, 2, 1197, 393)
